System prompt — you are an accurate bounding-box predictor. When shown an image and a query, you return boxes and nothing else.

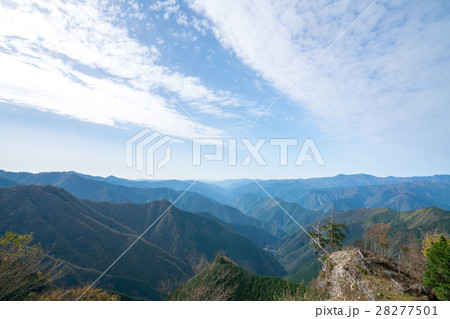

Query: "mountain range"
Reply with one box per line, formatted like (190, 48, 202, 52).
(0, 185, 284, 299)
(295, 181, 450, 212)
(0, 169, 449, 300)
(0, 170, 286, 239)
(224, 174, 450, 202)
(232, 192, 324, 234)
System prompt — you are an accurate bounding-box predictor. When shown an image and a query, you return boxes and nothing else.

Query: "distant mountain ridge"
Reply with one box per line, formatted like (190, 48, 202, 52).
(226, 174, 450, 201)
(0, 175, 17, 187)
(0, 170, 285, 239)
(4, 169, 449, 218)
(220, 174, 450, 214)
(295, 181, 450, 212)
(232, 193, 324, 234)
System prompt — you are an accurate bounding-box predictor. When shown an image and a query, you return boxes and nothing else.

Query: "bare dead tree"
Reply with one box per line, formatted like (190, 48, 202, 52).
(363, 223, 391, 255)
(308, 221, 325, 262)
(188, 254, 211, 274)
(397, 243, 427, 279)
(330, 207, 334, 248)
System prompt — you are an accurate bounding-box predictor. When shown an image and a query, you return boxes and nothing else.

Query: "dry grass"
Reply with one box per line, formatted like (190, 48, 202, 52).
(28, 287, 119, 301)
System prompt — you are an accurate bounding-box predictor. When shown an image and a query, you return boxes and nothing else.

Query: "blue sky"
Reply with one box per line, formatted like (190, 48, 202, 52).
(0, 0, 449, 180)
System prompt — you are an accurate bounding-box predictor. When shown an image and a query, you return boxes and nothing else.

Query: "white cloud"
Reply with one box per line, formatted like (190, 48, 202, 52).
(149, 0, 180, 20)
(0, 0, 247, 138)
(187, 0, 450, 146)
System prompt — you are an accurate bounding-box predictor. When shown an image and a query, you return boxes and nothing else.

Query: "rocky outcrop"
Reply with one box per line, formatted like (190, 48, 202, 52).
(315, 248, 431, 301)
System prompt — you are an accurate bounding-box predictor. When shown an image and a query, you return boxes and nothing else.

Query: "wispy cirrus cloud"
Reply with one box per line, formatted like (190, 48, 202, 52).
(0, 0, 249, 138)
(187, 0, 450, 146)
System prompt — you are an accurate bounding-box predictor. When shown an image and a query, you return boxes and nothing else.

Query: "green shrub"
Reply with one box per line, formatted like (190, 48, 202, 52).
(423, 235, 450, 300)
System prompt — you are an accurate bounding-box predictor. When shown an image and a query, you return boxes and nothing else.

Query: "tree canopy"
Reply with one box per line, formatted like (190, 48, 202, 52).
(423, 235, 450, 300)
